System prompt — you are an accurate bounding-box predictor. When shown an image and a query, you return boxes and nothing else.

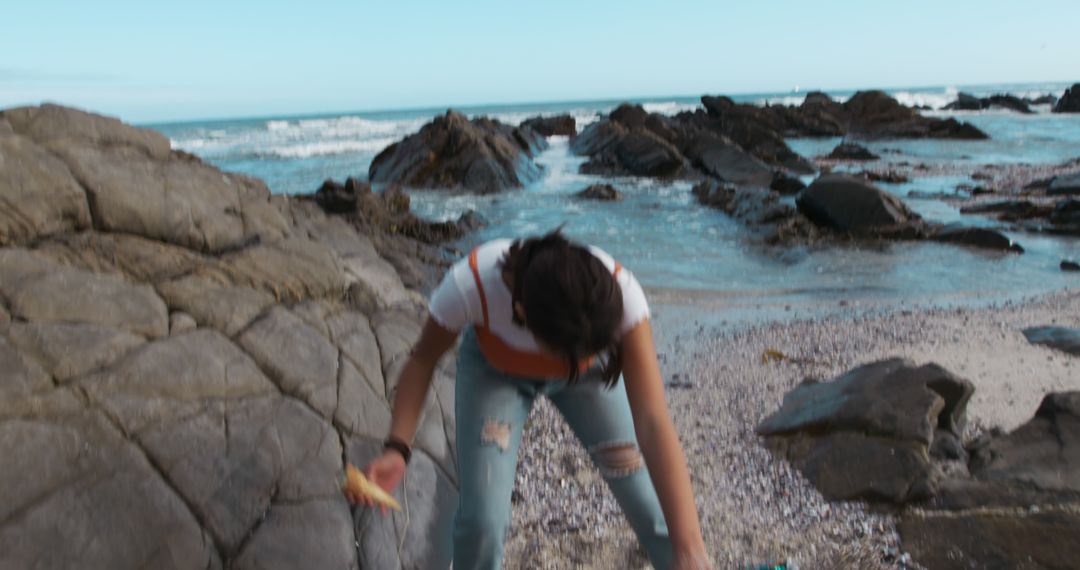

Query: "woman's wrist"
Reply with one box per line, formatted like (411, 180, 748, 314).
(383, 436, 412, 464)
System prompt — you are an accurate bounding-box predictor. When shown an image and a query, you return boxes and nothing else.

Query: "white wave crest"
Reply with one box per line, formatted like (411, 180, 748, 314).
(264, 138, 399, 159)
(893, 87, 958, 110)
(641, 101, 699, 115)
(266, 120, 290, 131)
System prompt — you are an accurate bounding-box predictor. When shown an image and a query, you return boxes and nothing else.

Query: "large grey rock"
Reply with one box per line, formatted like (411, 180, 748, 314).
(81, 329, 277, 433)
(758, 358, 974, 503)
(335, 357, 392, 438)
(1022, 326, 1080, 356)
(6, 322, 144, 383)
(0, 409, 220, 569)
(796, 174, 925, 237)
(3, 103, 172, 159)
(231, 499, 357, 570)
(157, 274, 276, 337)
(0, 131, 91, 246)
(373, 308, 423, 396)
(1052, 83, 1080, 113)
(136, 395, 343, 557)
(0, 249, 168, 338)
(238, 307, 340, 419)
(0, 334, 51, 398)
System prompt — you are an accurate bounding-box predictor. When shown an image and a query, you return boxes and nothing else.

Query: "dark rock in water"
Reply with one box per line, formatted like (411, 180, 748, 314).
(368, 110, 547, 194)
(960, 199, 1054, 221)
(931, 225, 1024, 253)
(827, 142, 879, 161)
(1063, 260, 1080, 271)
(796, 174, 926, 237)
(314, 178, 364, 214)
(907, 190, 958, 201)
(1022, 326, 1080, 356)
(576, 184, 623, 201)
(801, 91, 835, 106)
(1026, 94, 1058, 106)
(520, 115, 576, 137)
(693, 179, 819, 243)
(680, 130, 774, 185)
(1050, 199, 1080, 225)
(944, 92, 983, 111)
(1052, 83, 1080, 113)
(770, 172, 806, 195)
(842, 90, 989, 139)
(757, 358, 974, 503)
(1047, 171, 1080, 195)
(572, 108, 687, 177)
(946, 93, 1033, 114)
(859, 170, 910, 183)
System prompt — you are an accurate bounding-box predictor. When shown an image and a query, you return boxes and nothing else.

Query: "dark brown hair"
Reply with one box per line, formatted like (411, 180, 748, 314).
(499, 228, 624, 386)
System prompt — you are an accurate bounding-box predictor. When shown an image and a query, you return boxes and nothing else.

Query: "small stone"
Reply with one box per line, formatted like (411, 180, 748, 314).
(169, 312, 197, 335)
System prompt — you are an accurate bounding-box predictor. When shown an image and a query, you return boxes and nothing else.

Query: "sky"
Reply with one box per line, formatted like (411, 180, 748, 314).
(2, 0, 1078, 123)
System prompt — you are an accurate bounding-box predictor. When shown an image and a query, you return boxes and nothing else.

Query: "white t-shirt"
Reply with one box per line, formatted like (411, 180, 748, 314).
(428, 238, 650, 353)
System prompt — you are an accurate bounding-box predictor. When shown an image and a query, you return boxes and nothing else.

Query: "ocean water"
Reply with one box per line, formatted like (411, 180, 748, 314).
(151, 83, 1080, 316)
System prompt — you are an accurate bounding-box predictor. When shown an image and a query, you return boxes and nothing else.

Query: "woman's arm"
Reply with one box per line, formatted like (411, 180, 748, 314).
(621, 319, 711, 566)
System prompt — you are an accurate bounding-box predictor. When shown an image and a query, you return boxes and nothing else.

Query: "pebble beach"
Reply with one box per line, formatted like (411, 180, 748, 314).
(502, 289, 1079, 569)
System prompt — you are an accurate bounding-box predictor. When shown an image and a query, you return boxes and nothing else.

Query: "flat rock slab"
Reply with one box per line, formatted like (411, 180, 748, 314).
(158, 274, 276, 337)
(1023, 326, 1080, 356)
(6, 321, 145, 383)
(0, 249, 168, 338)
(213, 236, 348, 303)
(0, 409, 220, 569)
(0, 131, 91, 246)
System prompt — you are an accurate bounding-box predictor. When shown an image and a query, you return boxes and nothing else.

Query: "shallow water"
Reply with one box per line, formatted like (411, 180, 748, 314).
(152, 83, 1080, 318)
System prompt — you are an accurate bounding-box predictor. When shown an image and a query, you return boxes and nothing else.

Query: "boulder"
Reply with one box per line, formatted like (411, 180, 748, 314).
(770, 172, 806, 195)
(211, 236, 349, 303)
(1052, 83, 1080, 113)
(576, 184, 623, 201)
(1063, 260, 1080, 271)
(312, 178, 359, 214)
(944, 92, 983, 111)
(521, 115, 577, 137)
(796, 174, 925, 236)
(960, 199, 1054, 221)
(580, 126, 685, 177)
(827, 142, 879, 160)
(157, 275, 277, 337)
(1047, 172, 1080, 195)
(680, 131, 774, 185)
(944, 93, 1033, 113)
(0, 130, 92, 246)
(842, 91, 988, 139)
(758, 358, 974, 503)
(1022, 326, 1080, 356)
(930, 225, 1024, 253)
(369, 110, 547, 194)
(0, 249, 169, 338)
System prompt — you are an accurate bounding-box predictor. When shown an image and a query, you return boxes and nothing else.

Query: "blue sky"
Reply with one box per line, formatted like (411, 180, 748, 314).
(2, 0, 1077, 122)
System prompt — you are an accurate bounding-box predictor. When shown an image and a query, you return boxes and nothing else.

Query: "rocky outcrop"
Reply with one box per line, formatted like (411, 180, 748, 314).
(1063, 260, 1080, 271)
(0, 104, 459, 569)
(796, 174, 929, 238)
(576, 184, 623, 201)
(1048, 172, 1080, 195)
(757, 358, 974, 503)
(521, 114, 576, 137)
(368, 110, 547, 194)
(943, 92, 1033, 114)
(1052, 83, 1080, 113)
(1022, 326, 1080, 356)
(693, 180, 820, 244)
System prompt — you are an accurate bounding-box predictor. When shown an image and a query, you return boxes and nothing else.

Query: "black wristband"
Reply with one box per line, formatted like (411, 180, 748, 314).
(383, 437, 412, 464)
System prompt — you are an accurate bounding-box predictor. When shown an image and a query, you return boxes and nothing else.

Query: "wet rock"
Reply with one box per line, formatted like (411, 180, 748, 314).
(680, 130, 774, 185)
(930, 225, 1024, 253)
(770, 172, 806, 195)
(1063, 260, 1080, 271)
(312, 177, 360, 214)
(840, 91, 988, 139)
(796, 174, 927, 237)
(757, 358, 974, 503)
(827, 142, 879, 161)
(944, 92, 1033, 113)
(859, 170, 910, 184)
(521, 114, 576, 137)
(576, 184, 623, 201)
(692, 179, 818, 244)
(1047, 171, 1080, 195)
(943, 92, 982, 111)
(575, 110, 686, 177)
(960, 199, 1054, 221)
(1052, 83, 1080, 113)
(1022, 326, 1080, 356)
(369, 110, 547, 194)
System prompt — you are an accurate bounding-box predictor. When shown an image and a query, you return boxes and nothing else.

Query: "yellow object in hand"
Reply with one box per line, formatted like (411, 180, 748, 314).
(344, 463, 402, 512)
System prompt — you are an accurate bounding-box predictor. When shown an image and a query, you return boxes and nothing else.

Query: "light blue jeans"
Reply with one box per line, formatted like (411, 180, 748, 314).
(453, 327, 673, 569)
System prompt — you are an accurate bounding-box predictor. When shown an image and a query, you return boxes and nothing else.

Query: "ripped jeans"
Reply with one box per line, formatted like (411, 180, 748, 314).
(453, 327, 673, 569)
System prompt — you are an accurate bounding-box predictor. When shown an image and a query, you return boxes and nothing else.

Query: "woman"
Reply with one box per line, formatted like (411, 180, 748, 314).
(348, 229, 712, 569)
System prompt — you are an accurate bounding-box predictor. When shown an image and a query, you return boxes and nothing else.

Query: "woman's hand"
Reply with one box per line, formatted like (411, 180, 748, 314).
(347, 450, 407, 514)
(672, 548, 715, 570)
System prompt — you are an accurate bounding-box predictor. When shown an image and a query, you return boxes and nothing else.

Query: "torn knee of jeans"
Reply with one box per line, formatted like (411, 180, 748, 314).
(589, 441, 644, 478)
(480, 418, 511, 452)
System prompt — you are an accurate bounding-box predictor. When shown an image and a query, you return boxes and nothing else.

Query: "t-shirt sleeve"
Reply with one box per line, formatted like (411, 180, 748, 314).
(618, 268, 650, 334)
(427, 259, 473, 332)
